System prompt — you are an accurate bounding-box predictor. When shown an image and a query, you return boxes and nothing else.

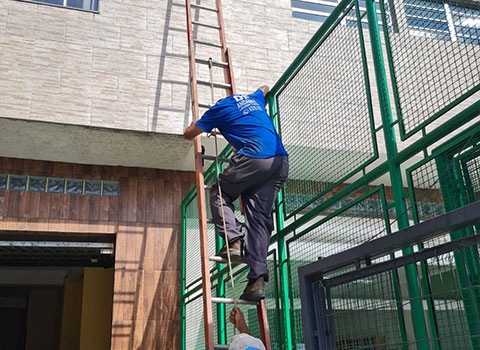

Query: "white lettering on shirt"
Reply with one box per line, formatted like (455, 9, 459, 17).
(233, 95, 263, 114)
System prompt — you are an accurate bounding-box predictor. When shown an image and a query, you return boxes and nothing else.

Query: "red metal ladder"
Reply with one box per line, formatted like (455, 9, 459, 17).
(185, 1, 271, 349)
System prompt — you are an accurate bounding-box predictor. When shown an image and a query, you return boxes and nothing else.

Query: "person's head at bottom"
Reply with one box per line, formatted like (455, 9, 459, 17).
(228, 307, 266, 350)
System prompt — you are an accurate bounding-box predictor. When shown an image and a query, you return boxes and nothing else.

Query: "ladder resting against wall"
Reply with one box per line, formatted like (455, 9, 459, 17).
(185, 1, 271, 349)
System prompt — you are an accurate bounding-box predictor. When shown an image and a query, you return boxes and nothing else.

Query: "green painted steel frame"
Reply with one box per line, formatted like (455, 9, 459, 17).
(270, 93, 293, 350)
(181, 0, 480, 342)
(406, 124, 480, 349)
(377, 0, 480, 141)
(180, 187, 193, 350)
(176, 103, 477, 344)
(435, 154, 480, 349)
(275, 0, 380, 220)
(365, 0, 429, 347)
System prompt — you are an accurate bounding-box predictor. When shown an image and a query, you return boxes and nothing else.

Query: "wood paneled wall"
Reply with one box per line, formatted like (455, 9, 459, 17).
(0, 157, 196, 349)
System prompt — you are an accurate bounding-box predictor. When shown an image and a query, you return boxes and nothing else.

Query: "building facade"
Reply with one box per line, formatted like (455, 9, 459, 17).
(0, 0, 315, 348)
(1, 0, 479, 348)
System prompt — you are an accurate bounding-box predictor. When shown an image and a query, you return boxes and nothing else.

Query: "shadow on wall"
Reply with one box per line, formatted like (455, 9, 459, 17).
(151, 0, 197, 133)
(110, 222, 182, 349)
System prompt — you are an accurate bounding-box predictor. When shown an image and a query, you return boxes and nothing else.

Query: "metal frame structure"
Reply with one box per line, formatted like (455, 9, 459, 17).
(181, 0, 480, 347)
(298, 201, 480, 349)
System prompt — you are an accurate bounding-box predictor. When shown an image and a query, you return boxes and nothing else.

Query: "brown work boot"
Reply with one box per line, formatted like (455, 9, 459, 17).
(216, 240, 243, 263)
(240, 277, 265, 302)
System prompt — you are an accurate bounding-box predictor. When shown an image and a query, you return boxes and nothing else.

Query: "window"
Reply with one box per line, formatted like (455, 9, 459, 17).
(29, 177, 47, 192)
(450, 4, 480, 45)
(48, 178, 66, 193)
(20, 0, 99, 12)
(400, 0, 479, 44)
(0, 175, 7, 190)
(9, 176, 27, 191)
(103, 182, 120, 197)
(0, 174, 118, 196)
(291, 0, 383, 29)
(85, 180, 101, 196)
(66, 179, 84, 195)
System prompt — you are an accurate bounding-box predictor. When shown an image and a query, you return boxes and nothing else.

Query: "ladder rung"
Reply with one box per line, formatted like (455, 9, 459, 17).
(209, 256, 226, 263)
(191, 3, 218, 12)
(195, 58, 228, 68)
(197, 80, 232, 89)
(192, 20, 221, 30)
(202, 155, 232, 163)
(194, 39, 223, 48)
(211, 297, 258, 305)
(209, 256, 246, 264)
(198, 102, 212, 109)
(206, 219, 244, 226)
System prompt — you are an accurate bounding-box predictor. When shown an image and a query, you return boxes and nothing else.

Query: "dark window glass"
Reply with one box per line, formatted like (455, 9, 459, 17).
(451, 5, 480, 45)
(37, 0, 64, 5)
(28, 177, 46, 192)
(66, 179, 84, 195)
(85, 180, 101, 195)
(293, 11, 328, 22)
(66, 0, 99, 11)
(102, 181, 119, 196)
(405, 1, 451, 41)
(48, 178, 65, 193)
(0, 175, 7, 190)
(9, 176, 27, 191)
(292, 0, 336, 14)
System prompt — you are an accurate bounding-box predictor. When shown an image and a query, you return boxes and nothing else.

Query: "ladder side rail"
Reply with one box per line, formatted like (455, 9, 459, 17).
(225, 48, 237, 94)
(257, 300, 272, 350)
(215, 0, 236, 95)
(185, 1, 215, 349)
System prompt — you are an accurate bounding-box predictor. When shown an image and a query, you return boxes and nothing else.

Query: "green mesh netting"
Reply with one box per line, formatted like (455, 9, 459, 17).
(381, 0, 480, 137)
(277, 2, 378, 218)
(287, 189, 388, 348)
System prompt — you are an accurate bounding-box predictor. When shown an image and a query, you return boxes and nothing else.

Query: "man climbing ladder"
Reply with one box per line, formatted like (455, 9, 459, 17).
(184, 86, 289, 302)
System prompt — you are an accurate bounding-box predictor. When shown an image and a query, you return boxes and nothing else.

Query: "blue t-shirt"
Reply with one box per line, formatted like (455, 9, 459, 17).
(195, 89, 288, 159)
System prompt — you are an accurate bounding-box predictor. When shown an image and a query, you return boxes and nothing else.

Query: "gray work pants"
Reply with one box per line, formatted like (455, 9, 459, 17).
(210, 154, 289, 282)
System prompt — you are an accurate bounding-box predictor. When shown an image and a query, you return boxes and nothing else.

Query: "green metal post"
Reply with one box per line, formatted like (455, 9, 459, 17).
(380, 186, 409, 350)
(436, 153, 480, 349)
(215, 162, 226, 345)
(269, 93, 293, 350)
(365, 1, 430, 348)
(180, 197, 188, 350)
(407, 179, 441, 350)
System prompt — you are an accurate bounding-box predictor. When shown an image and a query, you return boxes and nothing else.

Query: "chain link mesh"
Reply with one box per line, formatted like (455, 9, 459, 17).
(318, 233, 480, 349)
(223, 251, 283, 350)
(409, 130, 480, 226)
(421, 246, 478, 349)
(185, 193, 218, 287)
(287, 189, 388, 348)
(382, 0, 480, 138)
(465, 154, 480, 201)
(277, 3, 377, 218)
(323, 271, 407, 349)
(185, 290, 220, 350)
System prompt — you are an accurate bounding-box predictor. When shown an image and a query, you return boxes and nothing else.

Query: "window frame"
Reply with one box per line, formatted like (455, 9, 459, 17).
(15, 0, 100, 14)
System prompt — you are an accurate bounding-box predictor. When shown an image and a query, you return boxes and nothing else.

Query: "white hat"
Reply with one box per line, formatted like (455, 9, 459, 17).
(228, 334, 266, 350)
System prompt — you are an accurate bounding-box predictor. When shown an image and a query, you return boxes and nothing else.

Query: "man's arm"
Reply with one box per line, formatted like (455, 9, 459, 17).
(229, 307, 251, 335)
(183, 122, 204, 139)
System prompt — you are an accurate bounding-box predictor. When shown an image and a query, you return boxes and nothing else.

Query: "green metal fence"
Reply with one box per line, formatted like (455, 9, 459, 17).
(180, 0, 480, 347)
